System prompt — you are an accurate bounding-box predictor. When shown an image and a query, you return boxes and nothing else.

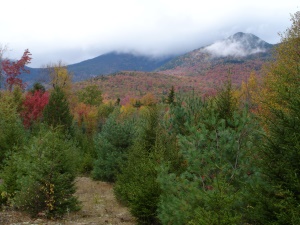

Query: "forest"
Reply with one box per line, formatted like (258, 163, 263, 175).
(0, 11, 299, 225)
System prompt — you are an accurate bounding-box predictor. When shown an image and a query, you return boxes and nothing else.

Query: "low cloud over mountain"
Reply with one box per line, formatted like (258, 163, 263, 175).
(204, 32, 273, 57)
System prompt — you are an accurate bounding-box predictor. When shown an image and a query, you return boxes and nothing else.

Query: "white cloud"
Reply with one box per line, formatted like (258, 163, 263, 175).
(0, 0, 299, 67)
(204, 39, 266, 58)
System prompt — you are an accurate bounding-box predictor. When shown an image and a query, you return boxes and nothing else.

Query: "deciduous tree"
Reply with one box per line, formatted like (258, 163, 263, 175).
(46, 61, 72, 92)
(1, 49, 32, 91)
(21, 90, 49, 128)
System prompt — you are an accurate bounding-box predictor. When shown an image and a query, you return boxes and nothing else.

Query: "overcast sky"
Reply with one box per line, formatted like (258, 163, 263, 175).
(1, 0, 299, 68)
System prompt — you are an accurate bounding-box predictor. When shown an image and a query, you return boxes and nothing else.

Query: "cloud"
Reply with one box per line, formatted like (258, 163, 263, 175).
(204, 38, 266, 58)
(0, 0, 299, 67)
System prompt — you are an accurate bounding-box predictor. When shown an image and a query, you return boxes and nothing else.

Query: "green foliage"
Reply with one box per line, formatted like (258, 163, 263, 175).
(249, 98, 300, 225)
(157, 93, 260, 225)
(72, 126, 96, 175)
(77, 84, 102, 106)
(92, 108, 136, 182)
(167, 86, 175, 104)
(97, 102, 115, 131)
(215, 79, 237, 126)
(0, 92, 26, 166)
(12, 86, 25, 113)
(166, 94, 205, 136)
(247, 11, 300, 225)
(114, 106, 175, 225)
(115, 143, 161, 225)
(30, 82, 46, 93)
(43, 87, 73, 134)
(1, 126, 80, 218)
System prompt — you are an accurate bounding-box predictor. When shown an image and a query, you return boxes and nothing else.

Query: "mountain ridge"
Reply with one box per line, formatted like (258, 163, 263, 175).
(20, 32, 275, 88)
(157, 32, 274, 72)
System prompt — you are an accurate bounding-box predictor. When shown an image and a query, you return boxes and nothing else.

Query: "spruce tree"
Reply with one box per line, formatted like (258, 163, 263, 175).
(114, 106, 174, 224)
(0, 91, 25, 165)
(1, 126, 80, 218)
(43, 87, 73, 134)
(167, 86, 175, 105)
(92, 108, 136, 182)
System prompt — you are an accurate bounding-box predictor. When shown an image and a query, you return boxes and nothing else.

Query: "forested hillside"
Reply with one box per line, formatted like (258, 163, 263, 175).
(0, 11, 300, 225)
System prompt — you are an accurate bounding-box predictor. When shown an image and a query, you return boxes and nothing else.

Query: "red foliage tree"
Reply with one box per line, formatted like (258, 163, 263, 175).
(21, 90, 49, 128)
(1, 49, 32, 91)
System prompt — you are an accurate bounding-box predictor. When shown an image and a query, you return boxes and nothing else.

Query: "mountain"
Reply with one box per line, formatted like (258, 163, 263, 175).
(159, 32, 274, 71)
(20, 52, 175, 85)
(157, 32, 274, 88)
(67, 52, 175, 81)
(20, 32, 274, 92)
(74, 33, 276, 101)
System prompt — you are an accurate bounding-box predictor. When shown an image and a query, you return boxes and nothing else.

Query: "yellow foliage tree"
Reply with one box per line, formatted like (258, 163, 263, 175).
(46, 61, 72, 93)
(239, 72, 261, 113)
(259, 11, 300, 118)
(140, 93, 157, 106)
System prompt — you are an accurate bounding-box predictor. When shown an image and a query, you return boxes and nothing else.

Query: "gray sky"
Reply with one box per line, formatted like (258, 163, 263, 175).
(1, 0, 299, 68)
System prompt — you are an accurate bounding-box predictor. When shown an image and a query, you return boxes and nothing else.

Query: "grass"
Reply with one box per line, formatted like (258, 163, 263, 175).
(0, 177, 135, 225)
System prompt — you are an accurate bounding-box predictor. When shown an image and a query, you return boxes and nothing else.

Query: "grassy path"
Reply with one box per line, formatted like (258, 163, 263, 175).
(0, 177, 135, 225)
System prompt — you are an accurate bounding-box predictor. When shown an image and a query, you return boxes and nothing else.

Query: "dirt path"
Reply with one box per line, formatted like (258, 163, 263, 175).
(0, 177, 136, 225)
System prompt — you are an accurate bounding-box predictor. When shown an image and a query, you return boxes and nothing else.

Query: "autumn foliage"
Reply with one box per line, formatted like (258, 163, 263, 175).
(1, 49, 32, 91)
(21, 90, 49, 128)
(1, 11, 300, 224)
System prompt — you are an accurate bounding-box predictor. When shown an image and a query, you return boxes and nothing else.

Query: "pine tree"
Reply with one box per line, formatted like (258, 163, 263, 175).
(157, 92, 260, 225)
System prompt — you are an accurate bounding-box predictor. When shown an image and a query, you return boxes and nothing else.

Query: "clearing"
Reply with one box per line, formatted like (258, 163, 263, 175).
(0, 177, 136, 225)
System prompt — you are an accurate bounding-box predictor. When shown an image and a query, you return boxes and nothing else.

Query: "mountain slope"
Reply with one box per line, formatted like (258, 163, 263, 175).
(20, 32, 274, 91)
(20, 52, 175, 85)
(157, 32, 274, 86)
(68, 52, 174, 81)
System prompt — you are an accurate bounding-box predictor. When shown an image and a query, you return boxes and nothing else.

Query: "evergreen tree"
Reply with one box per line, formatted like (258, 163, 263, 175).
(215, 79, 237, 127)
(30, 82, 46, 93)
(0, 91, 25, 166)
(114, 106, 175, 224)
(92, 108, 136, 182)
(157, 92, 260, 225)
(1, 126, 80, 218)
(248, 11, 300, 224)
(167, 86, 175, 105)
(43, 87, 73, 134)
